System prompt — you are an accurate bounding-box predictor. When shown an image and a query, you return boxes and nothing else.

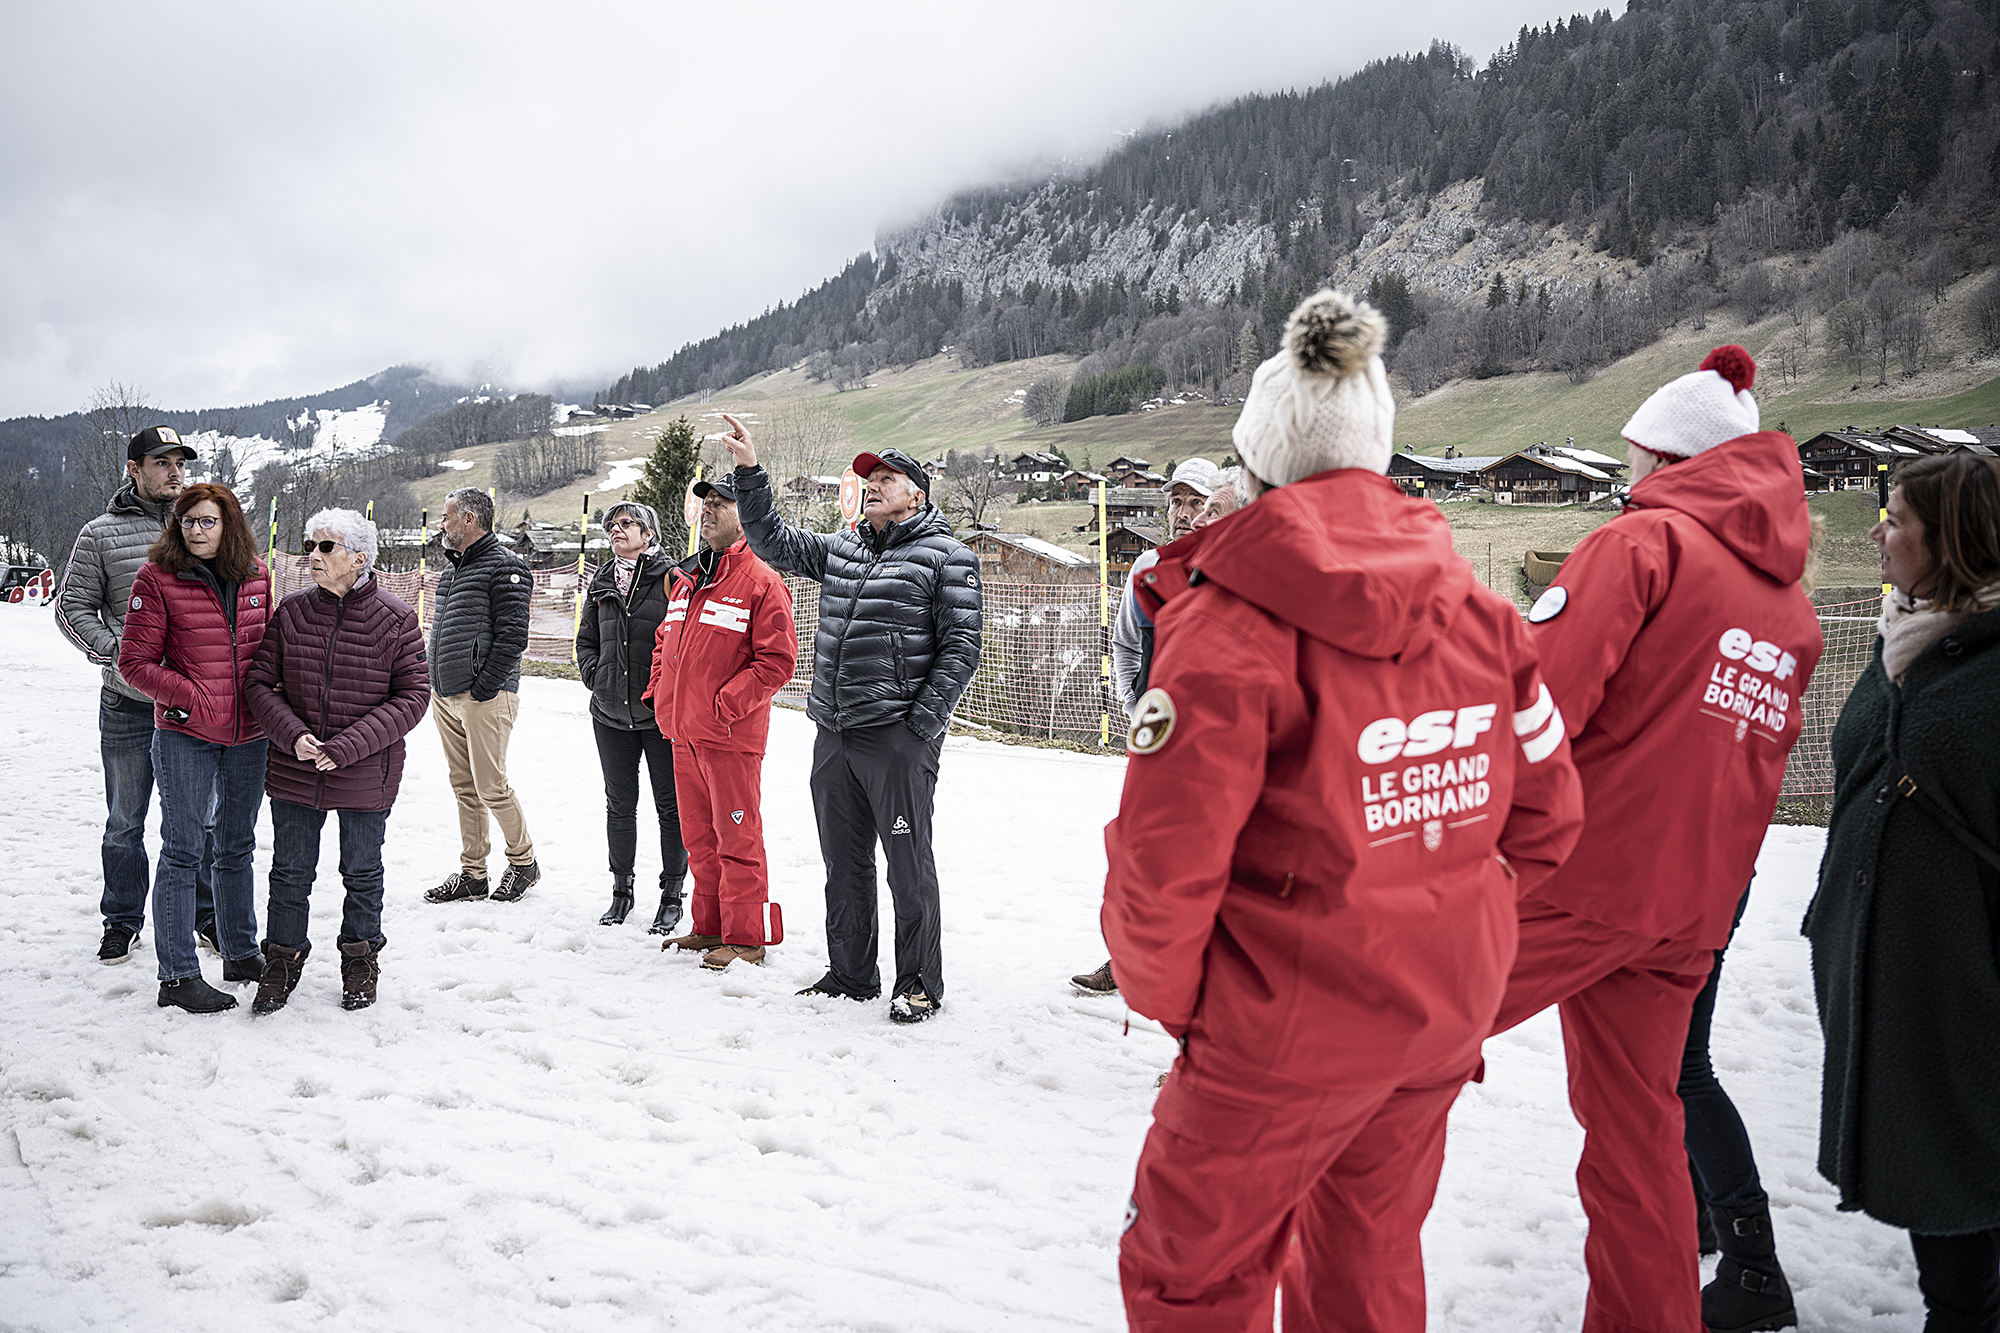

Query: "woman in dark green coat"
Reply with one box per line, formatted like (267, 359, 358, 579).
(1808, 451, 2000, 1333)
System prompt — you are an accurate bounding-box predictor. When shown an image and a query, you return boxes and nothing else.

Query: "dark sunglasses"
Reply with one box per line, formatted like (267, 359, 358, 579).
(607, 519, 647, 532)
(312, 540, 352, 554)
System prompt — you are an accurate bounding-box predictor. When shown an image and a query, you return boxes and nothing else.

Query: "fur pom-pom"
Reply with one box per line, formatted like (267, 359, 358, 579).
(1285, 290, 1386, 377)
(1699, 344, 1756, 394)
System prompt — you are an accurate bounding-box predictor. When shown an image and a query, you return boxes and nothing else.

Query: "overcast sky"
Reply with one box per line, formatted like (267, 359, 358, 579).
(0, 1, 1546, 420)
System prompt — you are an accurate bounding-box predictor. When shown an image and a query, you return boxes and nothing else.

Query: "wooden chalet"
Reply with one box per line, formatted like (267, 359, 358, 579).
(1104, 523, 1167, 585)
(1077, 488, 1167, 532)
(1479, 446, 1619, 504)
(1386, 453, 1498, 498)
(785, 475, 843, 503)
(1795, 431, 1926, 492)
(1104, 455, 1152, 473)
(1003, 451, 1067, 483)
(964, 532, 1096, 585)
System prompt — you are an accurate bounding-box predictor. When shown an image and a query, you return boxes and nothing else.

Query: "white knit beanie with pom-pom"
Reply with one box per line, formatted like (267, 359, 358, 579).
(1621, 345, 1761, 458)
(1232, 290, 1396, 487)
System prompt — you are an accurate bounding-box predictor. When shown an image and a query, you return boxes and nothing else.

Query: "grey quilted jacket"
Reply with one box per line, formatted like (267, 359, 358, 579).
(55, 480, 173, 702)
(427, 532, 531, 700)
(736, 464, 981, 739)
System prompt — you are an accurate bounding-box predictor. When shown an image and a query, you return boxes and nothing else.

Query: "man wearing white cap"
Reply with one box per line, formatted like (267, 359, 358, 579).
(1489, 346, 1824, 1333)
(1073, 455, 1223, 996)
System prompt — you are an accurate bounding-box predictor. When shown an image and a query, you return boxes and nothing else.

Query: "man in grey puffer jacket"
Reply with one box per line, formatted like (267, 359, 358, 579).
(56, 426, 216, 964)
(423, 486, 539, 905)
(725, 416, 981, 1023)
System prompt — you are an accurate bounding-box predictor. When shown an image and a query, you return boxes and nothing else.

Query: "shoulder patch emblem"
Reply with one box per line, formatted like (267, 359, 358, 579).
(965, 570, 979, 586)
(509, 574, 521, 584)
(1527, 585, 1568, 623)
(130, 595, 142, 610)
(1128, 688, 1178, 755)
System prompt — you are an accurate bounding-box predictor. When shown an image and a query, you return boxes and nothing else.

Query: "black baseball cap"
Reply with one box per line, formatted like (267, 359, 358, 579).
(128, 425, 198, 463)
(852, 448, 930, 499)
(692, 477, 739, 502)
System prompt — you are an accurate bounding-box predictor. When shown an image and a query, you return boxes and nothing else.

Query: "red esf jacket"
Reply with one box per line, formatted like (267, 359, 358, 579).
(1102, 470, 1586, 1087)
(118, 559, 273, 747)
(645, 538, 798, 753)
(1528, 430, 1823, 949)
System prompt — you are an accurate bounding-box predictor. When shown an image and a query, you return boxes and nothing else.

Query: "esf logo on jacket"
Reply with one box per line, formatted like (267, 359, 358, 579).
(698, 601, 751, 633)
(1355, 690, 1566, 837)
(1699, 627, 1800, 740)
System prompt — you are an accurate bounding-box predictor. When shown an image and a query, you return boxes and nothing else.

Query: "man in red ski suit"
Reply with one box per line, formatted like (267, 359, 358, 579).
(645, 475, 797, 970)
(1491, 346, 1824, 1333)
(1104, 290, 1586, 1333)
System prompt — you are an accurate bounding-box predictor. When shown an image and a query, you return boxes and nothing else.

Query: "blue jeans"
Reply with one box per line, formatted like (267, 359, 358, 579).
(100, 693, 216, 933)
(266, 800, 390, 950)
(150, 728, 267, 982)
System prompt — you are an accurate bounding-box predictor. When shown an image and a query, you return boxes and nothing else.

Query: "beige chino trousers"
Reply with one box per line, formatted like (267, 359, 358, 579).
(431, 690, 535, 875)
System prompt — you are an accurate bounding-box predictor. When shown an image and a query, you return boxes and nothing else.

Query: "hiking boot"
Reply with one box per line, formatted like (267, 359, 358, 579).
(491, 860, 540, 902)
(221, 954, 263, 984)
(157, 976, 238, 1014)
(425, 871, 488, 903)
(98, 924, 138, 965)
(338, 938, 383, 1010)
(661, 931, 723, 953)
(796, 973, 879, 1001)
(1071, 960, 1117, 994)
(252, 942, 310, 1015)
(1702, 1199, 1797, 1333)
(889, 987, 939, 1024)
(599, 874, 636, 926)
(646, 876, 686, 936)
(700, 944, 766, 970)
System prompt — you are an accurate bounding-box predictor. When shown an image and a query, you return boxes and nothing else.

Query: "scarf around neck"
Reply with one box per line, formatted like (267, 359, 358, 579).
(614, 545, 661, 597)
(1878, 582, 2000, 685)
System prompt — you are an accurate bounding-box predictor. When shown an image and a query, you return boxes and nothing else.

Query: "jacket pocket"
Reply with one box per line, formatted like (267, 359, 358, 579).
(890, 629, 906, 683)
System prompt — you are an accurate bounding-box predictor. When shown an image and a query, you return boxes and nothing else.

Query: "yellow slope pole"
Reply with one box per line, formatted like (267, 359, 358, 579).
(1104, 478, 1120, 748)
(1878, 462, 1891, 596)
(266, 495, 278, 562)
(572, 491, 590, 663)
(418, 507, 429, 627)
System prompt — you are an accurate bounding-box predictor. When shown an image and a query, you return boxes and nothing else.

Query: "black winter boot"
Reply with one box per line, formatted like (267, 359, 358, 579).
(252, 942, 311, 1015)
(600, 875, 636, 926)
(1702, 1199, 1797, 1333)
(647, 876, 685, 937)
(337, 937, 384, 1011)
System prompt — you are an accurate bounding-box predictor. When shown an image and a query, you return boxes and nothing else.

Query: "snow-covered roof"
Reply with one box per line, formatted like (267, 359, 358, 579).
(1911, 426, 1980, 445)
(1486, 452, 1615, 482)
(1549, 445, 1626, 469)
(980, 533, 1092, 568)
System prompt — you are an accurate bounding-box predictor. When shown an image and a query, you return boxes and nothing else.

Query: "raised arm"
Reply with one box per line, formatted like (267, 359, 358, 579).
(721, 412, 832, 580)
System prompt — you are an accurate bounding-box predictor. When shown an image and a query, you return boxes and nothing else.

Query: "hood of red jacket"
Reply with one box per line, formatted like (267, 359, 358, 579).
(1142, 470, 1473, 660)
(1623, 430, 1810, 584)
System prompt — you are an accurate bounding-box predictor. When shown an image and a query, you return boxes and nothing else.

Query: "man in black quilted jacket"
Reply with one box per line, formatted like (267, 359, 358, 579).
(422, 486, 539, 905)
(724, 414, 982, 1023)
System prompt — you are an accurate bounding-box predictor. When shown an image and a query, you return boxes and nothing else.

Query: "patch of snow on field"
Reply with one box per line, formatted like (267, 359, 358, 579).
(0, 605, 1926, 1331)
(596, 456, 651, 492)
(555, 423, 611, 438)
(440, 459, 476, 471)
(185, 403, 391, 487)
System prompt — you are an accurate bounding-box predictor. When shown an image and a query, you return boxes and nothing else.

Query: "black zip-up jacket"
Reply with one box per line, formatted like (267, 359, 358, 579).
(428, 531, 531, 701)
(575, 548, 675, 731)
(735, 464, 981, 739)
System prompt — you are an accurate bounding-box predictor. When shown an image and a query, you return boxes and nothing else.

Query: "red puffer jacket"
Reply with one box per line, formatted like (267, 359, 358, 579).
(1528, 430, 1824, 949)
(118, 559, 273, 746)
(245, 576, 432, 811)
(1102, 470, 1586, 1086)
(645, 539, 798, 752)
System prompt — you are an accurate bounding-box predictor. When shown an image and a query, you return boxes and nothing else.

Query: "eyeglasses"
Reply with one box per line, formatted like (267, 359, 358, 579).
(178, 515, 219, 531)
(607, 519, 646, 532)
(312, 540, 351, 555)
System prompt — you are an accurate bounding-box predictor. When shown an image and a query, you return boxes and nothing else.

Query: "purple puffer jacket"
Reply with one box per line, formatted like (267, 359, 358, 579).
(245, 576, 430, 811)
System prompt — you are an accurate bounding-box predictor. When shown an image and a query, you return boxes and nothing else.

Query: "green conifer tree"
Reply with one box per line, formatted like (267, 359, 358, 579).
(631, 415, 700, 551)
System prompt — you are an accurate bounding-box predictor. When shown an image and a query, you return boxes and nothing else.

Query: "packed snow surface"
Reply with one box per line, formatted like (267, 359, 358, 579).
(0, 607, 1923, 1330)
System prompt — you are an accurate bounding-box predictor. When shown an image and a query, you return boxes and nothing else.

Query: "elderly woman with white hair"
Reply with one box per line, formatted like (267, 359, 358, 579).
(243, 508, 431, 1014)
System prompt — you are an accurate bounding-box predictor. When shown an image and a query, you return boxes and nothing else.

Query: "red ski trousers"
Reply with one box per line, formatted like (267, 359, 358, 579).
(1120, 1042, 1477, 1332)
(673, 742, 770, 946)
(1491, 894, 1715, 1333)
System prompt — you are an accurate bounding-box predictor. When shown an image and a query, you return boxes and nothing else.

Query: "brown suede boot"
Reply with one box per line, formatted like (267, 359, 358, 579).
(661, 931, 723, 953)
(338, 938, 383, 1011)
(252, 942, 310, 1015)
(700, 944, 766, 971)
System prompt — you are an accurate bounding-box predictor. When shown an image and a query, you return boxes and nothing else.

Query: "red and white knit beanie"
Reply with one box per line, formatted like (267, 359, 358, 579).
(1233, 290, 1396, 486)
(1621, 345, 1760, 458)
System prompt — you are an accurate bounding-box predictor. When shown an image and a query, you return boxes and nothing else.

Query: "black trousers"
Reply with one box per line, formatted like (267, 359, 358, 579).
(1910, 1229, 2000, 1332)
(592, 719, 688, 884)
(810, 722, 944, 1002)
(1681, 887, 1765, 1212)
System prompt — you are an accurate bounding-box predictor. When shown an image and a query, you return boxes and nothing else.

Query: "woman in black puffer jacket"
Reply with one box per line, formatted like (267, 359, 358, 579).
(576, 501, 689, 932)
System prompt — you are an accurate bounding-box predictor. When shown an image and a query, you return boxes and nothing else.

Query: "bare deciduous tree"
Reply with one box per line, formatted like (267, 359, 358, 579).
(941, 455, 1007, 530)
(1022, 374, 1068, 428)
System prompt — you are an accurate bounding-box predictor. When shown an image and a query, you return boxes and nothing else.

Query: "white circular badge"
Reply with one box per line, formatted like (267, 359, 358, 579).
(1527, 585, 1568, 623)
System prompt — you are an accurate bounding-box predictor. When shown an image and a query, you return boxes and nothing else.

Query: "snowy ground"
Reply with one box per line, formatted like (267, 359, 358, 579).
(0, 607, 1922, 1331)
